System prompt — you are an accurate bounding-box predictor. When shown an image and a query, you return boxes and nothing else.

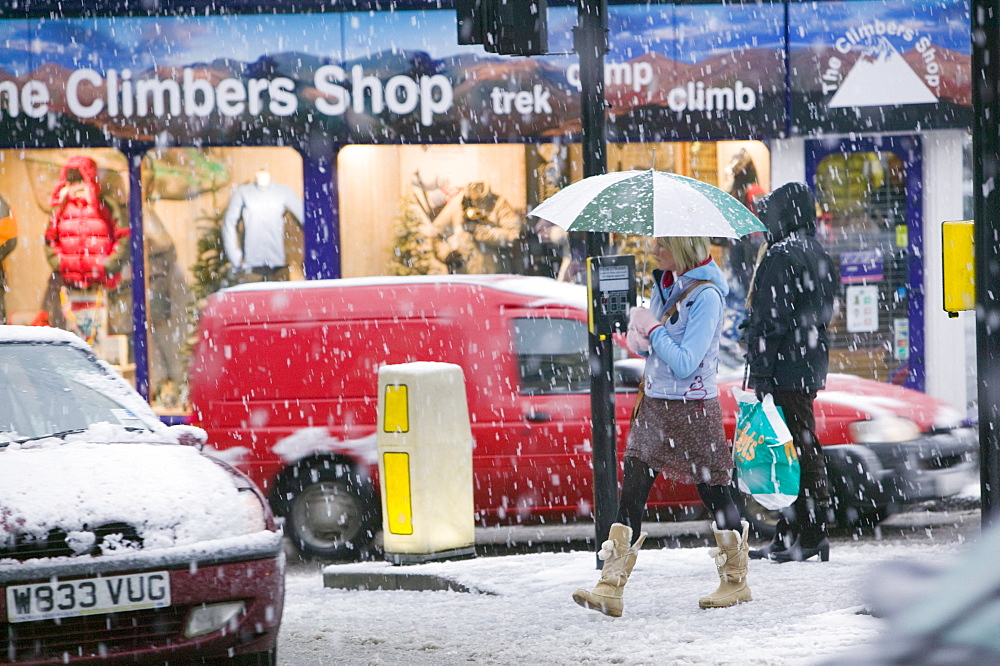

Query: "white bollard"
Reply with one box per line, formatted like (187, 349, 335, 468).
(376, 362, 475, 564)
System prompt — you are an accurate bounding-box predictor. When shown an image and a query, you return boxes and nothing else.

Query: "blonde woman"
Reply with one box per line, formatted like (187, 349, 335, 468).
(573, 235, 751, 616)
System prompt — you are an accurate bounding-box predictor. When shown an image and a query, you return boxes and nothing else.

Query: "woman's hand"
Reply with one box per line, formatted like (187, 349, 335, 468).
(629, 306, 661, 336)
(626, 320, 650, 354)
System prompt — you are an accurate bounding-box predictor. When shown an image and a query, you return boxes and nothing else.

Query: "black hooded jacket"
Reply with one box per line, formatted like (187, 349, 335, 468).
(743, 182, 837, 393)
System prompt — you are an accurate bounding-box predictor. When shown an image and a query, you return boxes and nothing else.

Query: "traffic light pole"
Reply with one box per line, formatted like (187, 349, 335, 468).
(573, 0, 616, 567)
(972, 0, 1000, 526)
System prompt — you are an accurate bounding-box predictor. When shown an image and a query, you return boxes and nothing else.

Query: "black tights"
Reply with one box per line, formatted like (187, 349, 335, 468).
(615, 456, 742, 541)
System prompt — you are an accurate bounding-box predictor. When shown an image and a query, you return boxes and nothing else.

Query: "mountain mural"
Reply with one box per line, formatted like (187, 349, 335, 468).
(829, 37, 938, 108)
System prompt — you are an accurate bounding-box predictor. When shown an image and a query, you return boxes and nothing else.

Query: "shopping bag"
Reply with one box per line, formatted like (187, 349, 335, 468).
(731, 387, 800, 510)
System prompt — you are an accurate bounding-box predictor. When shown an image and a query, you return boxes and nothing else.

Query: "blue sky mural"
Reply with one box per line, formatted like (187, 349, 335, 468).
(789, 0, 971, 53)
(0, 4, 786, 78)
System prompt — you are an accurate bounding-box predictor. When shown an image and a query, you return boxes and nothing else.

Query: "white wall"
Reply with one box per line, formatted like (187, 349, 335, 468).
(922, 129, 971, 410)
(769, 138, 806, 188)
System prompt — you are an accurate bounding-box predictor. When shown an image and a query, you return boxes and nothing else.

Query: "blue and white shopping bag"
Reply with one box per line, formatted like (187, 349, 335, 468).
(731, 387, 800, 510)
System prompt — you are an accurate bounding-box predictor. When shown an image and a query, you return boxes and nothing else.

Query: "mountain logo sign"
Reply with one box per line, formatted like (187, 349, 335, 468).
(822, 19, 942, 109)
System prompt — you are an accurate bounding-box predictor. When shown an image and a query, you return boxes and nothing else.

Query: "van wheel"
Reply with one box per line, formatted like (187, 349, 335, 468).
(284, 469, 380, 561)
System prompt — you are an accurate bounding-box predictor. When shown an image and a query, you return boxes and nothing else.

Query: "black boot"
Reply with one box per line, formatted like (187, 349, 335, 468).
(770, 508, 830, 563)
(749, 515, 791, 560)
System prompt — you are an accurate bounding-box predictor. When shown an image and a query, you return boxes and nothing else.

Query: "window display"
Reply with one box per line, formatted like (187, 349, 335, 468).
(142, 146, 303, 410)
(345, 141, 770, 295)
(0, 194, 15, 324)
(45, 155, 131, 345)
(0, 149, 134, 379)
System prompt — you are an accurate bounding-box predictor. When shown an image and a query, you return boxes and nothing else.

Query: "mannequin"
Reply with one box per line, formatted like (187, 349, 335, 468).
(44, 156, 130, 343)
(222, 167, 303, 283)
(143, 160, 190, 408)
(429, 181, 523, 274)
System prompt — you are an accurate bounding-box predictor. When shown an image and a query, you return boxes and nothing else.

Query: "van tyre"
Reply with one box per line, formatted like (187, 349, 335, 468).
(281, 465, 380, 561)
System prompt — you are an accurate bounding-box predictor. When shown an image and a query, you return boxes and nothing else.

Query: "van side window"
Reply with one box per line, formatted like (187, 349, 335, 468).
(513, 318, 589, 395)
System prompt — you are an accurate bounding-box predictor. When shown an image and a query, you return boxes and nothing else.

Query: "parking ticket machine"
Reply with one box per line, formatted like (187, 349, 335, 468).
(586, 254, 637, 337)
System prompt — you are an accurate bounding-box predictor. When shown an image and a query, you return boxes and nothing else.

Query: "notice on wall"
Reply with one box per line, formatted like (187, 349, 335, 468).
(893, 317, 910, 361)
(840, 249, 884, 284)
(846, 284, 879, 333)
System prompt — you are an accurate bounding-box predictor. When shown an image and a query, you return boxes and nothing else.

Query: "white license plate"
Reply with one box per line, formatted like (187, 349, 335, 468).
(6, 571, 171, 623)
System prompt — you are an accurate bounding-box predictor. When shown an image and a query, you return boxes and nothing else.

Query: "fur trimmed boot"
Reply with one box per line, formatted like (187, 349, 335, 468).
(572, 523, 648, 617)
(699, 520, 753, 609)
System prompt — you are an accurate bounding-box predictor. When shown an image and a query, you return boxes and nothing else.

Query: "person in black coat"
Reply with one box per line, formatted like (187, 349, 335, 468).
(742, 181, 837, 562)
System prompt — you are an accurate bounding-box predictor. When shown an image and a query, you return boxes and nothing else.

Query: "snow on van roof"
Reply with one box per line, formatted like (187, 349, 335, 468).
(222, 274, 589, 309)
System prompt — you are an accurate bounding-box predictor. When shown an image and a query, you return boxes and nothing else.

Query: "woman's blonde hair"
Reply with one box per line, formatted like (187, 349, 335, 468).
(654, 236, 713, 273)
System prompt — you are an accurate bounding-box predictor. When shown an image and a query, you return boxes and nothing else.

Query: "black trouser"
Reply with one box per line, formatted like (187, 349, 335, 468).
(615, 456, 742, 542)
(772, 389, 830, 544)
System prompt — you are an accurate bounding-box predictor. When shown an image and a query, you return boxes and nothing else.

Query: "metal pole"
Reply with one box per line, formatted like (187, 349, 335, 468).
(574, 0, 615, 566)
(972, 0, 1000, 526)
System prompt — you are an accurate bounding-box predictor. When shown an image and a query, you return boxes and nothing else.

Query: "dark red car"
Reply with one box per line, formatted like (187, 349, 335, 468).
(0, 326, 284, 665)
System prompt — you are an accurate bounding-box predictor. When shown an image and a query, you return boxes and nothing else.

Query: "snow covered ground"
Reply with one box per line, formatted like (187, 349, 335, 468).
(278, 508, 982, 665)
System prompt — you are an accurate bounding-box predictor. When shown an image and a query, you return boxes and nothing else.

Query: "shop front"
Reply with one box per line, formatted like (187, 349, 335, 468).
(0, 0, 973, 417)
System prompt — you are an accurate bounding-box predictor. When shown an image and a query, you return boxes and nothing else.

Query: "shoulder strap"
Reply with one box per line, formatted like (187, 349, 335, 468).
(660, 279, 713, 323)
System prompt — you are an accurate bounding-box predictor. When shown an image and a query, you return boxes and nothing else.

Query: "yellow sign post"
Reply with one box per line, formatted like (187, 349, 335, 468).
(942, 220, 975, 317)
(376, 362, 475, 564)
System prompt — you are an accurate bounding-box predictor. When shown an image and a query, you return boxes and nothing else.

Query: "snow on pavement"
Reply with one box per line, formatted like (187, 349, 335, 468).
(278, 537, 968, 665)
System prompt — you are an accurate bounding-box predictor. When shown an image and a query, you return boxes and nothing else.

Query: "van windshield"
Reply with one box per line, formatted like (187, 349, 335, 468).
(514, 318, 590, 395)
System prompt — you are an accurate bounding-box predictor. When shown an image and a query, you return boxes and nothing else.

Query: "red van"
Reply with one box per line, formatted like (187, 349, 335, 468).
(189, 274, 977, 559)
(188, 275, 699, 558)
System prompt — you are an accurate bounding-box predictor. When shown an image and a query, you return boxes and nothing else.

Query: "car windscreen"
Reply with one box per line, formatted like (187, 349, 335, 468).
(0, 343, 152, 442)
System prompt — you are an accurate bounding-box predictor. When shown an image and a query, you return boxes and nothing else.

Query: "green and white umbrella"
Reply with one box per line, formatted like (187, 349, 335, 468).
(529, 169, 766, 239)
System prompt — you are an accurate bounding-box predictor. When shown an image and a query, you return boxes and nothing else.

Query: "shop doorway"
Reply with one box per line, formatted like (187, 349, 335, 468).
(806, 136, 923, 390)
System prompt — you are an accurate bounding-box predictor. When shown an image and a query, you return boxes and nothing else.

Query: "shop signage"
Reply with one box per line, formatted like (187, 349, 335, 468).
(790, 0, 971, 134)
(846, 284, 880, 334)
(0, 3, 785, 149)
(840, 250, 884, 284)
(0, 1, 971, 150)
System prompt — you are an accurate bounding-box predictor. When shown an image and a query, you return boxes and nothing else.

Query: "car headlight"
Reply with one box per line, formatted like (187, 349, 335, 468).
(849, 416, 921, 444)
(185, 601, 246, 638)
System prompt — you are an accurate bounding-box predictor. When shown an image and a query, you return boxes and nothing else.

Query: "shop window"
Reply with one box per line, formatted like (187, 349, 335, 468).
(338, 140, 768, 367)
(339, 140, 767, 297)
(339, 144, 546, 279)
(814, 151, 909, 383)
(142, 147, 304, 413)
(0, 148, 135, 381)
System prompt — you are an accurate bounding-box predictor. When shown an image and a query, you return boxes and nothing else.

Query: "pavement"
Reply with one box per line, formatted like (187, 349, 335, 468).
(318, 506, 983, 592)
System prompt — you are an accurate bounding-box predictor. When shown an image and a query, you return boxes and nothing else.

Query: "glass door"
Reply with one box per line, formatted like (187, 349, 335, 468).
(806, 136, 923, 390)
